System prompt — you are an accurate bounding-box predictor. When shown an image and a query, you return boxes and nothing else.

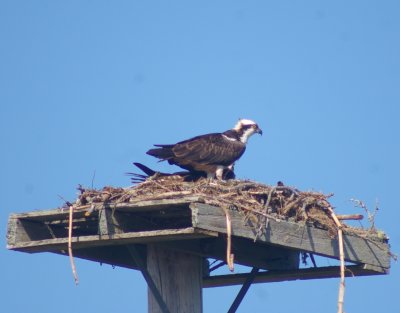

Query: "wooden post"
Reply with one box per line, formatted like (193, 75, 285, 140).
(147, 244, 203, 313)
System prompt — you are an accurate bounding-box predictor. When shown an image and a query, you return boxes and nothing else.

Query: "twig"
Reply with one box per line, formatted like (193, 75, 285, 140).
(222, 207, 234, 272)
(264, 186, 276, 213)
(253, 187, 276, 240)
(149, 179, 175, 192)
(337, 214, 363, 221)
(350, 198, 378, 230)
(337, 227, 345, 313)
(91, 169, 96, 189)
(130, 190, 193, 201)
(58, 194, 73, 208)
(68, 205, 79, 285)
(327, 206, 345, 313)
(74, 204, 92, 210)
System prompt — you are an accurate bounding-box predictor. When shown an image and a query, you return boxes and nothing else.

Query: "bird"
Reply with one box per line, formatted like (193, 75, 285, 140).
(127, 162, 236, 183)
(146, 119, 262, 179)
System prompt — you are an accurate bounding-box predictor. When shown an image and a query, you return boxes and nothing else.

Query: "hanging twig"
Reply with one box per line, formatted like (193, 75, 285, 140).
(337, 227, 345, 313)
(68, 205, 79, 285)
(222, 207, 234, 272)
(327, 206, 345, 313)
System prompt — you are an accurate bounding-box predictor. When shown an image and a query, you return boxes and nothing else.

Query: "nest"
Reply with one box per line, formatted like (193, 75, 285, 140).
(72, 175, 380, 239)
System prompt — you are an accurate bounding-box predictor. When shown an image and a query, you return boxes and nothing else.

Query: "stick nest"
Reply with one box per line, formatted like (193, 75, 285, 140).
(74, 175, 384, 241)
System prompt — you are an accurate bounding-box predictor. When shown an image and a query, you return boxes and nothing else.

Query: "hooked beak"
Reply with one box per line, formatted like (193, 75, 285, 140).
(255, 126, 263, 136)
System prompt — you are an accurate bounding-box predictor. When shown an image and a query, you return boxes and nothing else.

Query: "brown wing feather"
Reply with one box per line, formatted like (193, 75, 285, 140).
(172, 133, 245, 166)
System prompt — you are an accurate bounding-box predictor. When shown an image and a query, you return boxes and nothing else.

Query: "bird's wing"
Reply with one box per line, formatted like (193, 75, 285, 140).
(172, 133, 245, 166)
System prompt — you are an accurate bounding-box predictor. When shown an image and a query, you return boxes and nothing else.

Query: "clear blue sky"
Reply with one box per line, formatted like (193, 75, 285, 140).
(1, 1, 399, 312)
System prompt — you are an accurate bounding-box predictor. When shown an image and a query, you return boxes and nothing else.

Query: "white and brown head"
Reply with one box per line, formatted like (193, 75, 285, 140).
(233, 119, 263, 143)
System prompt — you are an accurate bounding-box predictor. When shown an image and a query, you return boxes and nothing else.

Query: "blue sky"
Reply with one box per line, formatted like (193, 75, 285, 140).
(1, 1, 399, 312)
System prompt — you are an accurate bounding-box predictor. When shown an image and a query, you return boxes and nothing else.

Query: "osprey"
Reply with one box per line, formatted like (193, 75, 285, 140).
(146, 119, 262, 179)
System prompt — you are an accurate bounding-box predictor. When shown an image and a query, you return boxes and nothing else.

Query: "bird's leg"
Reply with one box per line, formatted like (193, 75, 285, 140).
(206, 172, 217, 185)
(215, 167, 224, 180)
(207, 168, 224, 185)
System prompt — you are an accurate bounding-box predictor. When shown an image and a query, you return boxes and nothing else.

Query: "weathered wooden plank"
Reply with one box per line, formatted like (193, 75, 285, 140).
(6, 217, 18, 247)
(160, 237, 299, 271)
(8, 197, 200, 222)
(123, 196, 202, 211)
(191, 203, 391, 269)
(8, 209, 89, 222)
(7, 217, 53, 245)
(7, 227, 218, 252)
(7, 199, 197, 246)
(98, 208, 123, 236)
(203, 264, 386, 288)
(55, 244, 147, 270)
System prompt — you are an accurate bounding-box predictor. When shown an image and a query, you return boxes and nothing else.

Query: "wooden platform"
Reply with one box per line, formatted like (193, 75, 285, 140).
(7, 197, 391, 287)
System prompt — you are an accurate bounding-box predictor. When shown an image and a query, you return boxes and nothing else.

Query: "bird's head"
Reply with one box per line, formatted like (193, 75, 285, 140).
(233, 119, 263, 143)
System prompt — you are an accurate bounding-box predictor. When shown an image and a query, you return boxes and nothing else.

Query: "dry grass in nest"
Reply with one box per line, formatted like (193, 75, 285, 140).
(72, 175, 384, 241)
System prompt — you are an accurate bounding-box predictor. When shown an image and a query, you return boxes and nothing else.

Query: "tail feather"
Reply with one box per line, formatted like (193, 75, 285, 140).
(132, 162, 156, 176)
(146, 146, 174, 160)
(125, 172, 147, 184)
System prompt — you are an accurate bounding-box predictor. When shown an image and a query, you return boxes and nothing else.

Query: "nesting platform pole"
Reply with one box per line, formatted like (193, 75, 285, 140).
(147, 244, 203, 313)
